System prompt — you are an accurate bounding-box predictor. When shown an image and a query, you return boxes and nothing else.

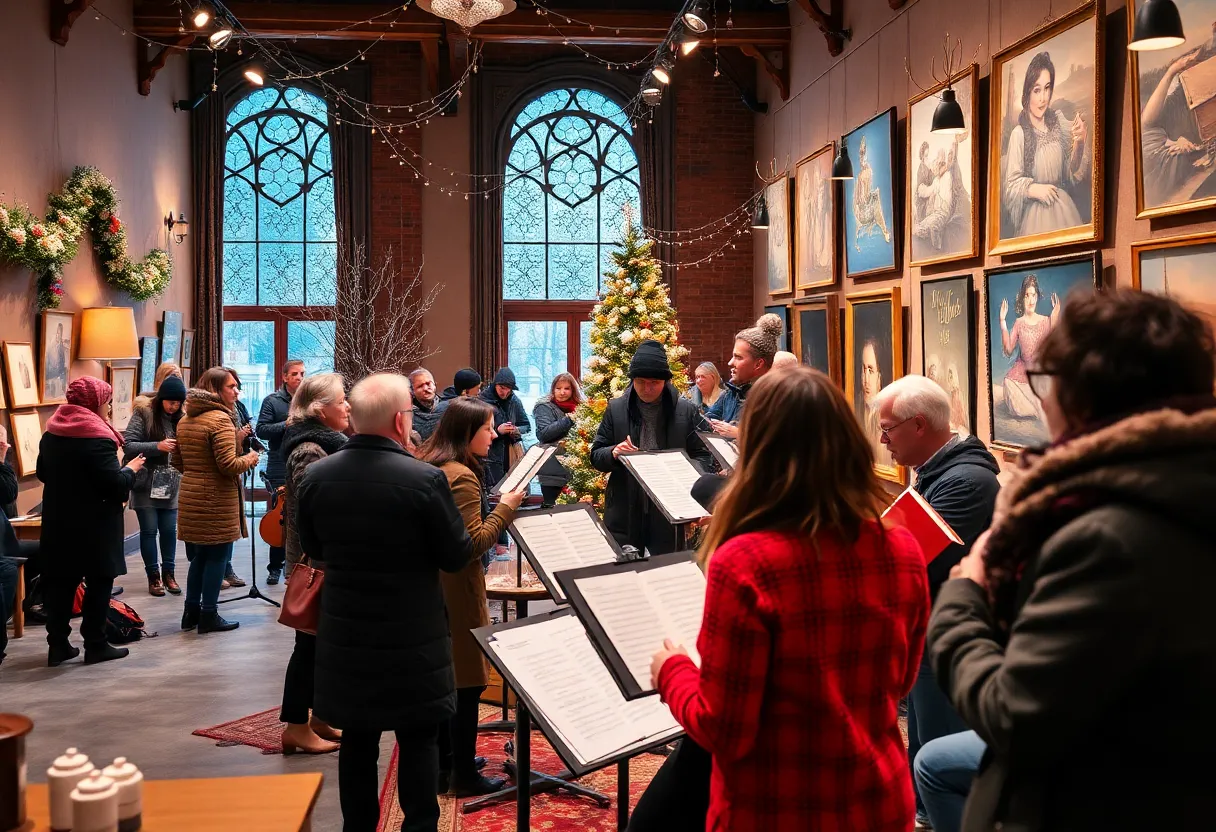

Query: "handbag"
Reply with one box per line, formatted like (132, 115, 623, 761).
(278, 560, 324, 635)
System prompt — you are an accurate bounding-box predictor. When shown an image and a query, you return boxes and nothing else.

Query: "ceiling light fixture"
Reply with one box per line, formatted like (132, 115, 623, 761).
(191, 5, 211, 28)
(415, 0, 518, 32)
(831, 140, 853, 180)
(751, 193, 770, 229)
(208, 28, 233, 50)
(930, 87, 966, 134)
(1128, 0, 1186, 51)
(683, 2, 709, 34)
(680, 33, 701, 56)
(243, 64, 265, 86)
(652, 58, 674, 85)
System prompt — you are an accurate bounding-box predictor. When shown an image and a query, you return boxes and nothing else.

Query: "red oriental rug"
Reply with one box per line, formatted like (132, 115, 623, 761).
(191, 707, 287, 754)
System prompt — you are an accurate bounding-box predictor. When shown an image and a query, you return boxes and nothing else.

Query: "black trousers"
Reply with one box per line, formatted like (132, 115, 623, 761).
(626, 738, 711, 832)
(44, 575, 114, 648)
(540, 485, 563, 508)
(437, 686, 484, 782)
(279, 630, 316, 725)
(339, 723, 440, 832)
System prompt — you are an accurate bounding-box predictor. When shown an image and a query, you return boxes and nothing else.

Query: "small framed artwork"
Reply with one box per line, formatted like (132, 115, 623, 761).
(766, 176, 793, 295)
(842, 108, 900, 279)
(107, 365, 137, 431)
(845, 287, 905, 484)
(1131, 233, 1216, 340)
(984, 250, 1101, 451)
(181, 329, 195, 369)
(182, 367, 191, 388)
(793, 293, 841, 386)
(920, 275, 976, 435)
(795, 143, 837, 290)
(9, 410, 43, 477)
(988, 1, 1104, 256)
(908, 65, 979, 267)
(3, 343, 40, 409)
(38, 310, 75, 405)
(160, 310, 183, 366)
(762, 304, 791, 353)
(139, 336, 160, 395)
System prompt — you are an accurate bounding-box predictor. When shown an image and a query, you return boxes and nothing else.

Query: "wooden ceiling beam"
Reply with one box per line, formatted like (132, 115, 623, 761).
(138, 34, 194, 96)
(51, 0, 98, 46)
(739, 44, 789, 102)
(793, 0, 850, 57)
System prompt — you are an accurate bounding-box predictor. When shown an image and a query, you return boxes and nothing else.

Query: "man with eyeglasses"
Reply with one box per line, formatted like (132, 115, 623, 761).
(871, 374, 1000, 830)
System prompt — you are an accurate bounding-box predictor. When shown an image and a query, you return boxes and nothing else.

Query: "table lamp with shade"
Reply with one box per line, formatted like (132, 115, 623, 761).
(77, 306, 140, 371)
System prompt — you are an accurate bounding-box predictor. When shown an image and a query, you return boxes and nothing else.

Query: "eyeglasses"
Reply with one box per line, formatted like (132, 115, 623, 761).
(879, 416, 916, 440)
(1025, 369, 1055, 400)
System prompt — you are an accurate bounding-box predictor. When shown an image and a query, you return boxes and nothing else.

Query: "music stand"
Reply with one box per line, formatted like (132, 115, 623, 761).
(219, 469, 279, 609)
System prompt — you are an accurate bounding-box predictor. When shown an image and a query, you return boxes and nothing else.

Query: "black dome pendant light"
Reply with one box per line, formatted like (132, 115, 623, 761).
(1129, 0, 1186, 51)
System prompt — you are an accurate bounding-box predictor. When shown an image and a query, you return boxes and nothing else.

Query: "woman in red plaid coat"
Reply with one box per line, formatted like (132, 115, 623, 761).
(651, 367, 930, 831)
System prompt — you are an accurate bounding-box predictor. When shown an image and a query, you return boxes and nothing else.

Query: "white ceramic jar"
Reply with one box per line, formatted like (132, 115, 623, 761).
(70, 769, 119, 832)
(101, 757, 143, 832)
(46, 747, 92, 831)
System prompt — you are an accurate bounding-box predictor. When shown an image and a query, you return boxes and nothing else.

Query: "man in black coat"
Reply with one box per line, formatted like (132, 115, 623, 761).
(478, 367, 531, 487)
(297, 372, 476, 832)
(256, 359, 304, 582)
(590, 340, 713, 555)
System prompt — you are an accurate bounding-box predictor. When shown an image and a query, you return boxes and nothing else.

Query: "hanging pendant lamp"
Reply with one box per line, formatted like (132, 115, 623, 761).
(831, 141, 853, 180)
(415, 0, 517, 32)
(931, 88, 966, 134)
(752, 193, 770, 229)
(1128, 0, 1186, 51)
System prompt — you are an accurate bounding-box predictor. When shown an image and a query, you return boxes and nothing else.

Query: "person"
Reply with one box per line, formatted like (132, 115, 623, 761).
(278, 373, 350, 756)
(929, 291, 1216, 830)
(297, 373, 478, 832)
(478, 368, 531, 488)
(134, 361, 182, 411)
(1002, 51, 1090, 237)
(853, 134, 893, 249)
(685, 362, 723, 414)
(45, 321, 69, 400)
(220, 367, 260, 588)
(39, 377, 145, 666)
(590, 340, 713, 555)
(172, 368, 260, 635)
(913, 730, 986, 832)
(871, 375, 1000, 827)
(532, 372, 583, 507)
(771, 350, 799, 370)
(410, 368, 443, 441)
(998, 274, 1060, 424)
(437, 368, 482, 408)
(0, 427, 22, 667)
(419, 397, 527, 795)
(122, 375, 188, 597)
(705, 313, 782, 438)
(648, 367, 929, 830)
(256, 359, 305, 584)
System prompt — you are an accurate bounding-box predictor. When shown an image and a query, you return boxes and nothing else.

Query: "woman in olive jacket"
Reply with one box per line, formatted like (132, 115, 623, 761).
(419, 397, 527, 796)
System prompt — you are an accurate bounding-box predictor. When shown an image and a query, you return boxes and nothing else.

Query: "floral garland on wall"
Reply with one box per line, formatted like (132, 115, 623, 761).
(0, 166, 172, 310)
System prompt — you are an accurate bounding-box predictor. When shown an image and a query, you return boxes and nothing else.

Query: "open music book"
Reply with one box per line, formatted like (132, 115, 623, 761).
(618, 450, 709, 524)
(476, 610, 682, 773)
(509, 505, 622, 602)
(557, 552, 707, 699)
(491, 443, 558, 495)
(882, 487, 963, 563)
(697, 432, 739, 472)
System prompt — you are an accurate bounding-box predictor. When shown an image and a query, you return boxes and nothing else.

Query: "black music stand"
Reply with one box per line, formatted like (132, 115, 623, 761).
(219, 469, 279, 609)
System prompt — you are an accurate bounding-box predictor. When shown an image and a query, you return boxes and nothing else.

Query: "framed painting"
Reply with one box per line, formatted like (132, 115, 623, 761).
(762, 304, 791, 353)
(766, 176, 793, 295)
(107, 365, 137, 431)
(793, 293, 841, 386)
(1128, 0, 1216, 219)
(988, 0, 1104, 256)
(183, 367, 191, 388)
(920, 275, 975, 435)
(984, 251, 1101, 450)
(139, 336, 160, 395)
(845, 287, 905, 484)
(38, 310, 74, 406)
(1131, 233, 1216, 341)
(3, 343, 40, 409)
(9, 410, 42, 477)
(842, 108, 900, 279)
(181, 329, 195, 369)
(160, 310, 183, 366)
(795, 143, 837, 290)
(908, 65, 980, 266)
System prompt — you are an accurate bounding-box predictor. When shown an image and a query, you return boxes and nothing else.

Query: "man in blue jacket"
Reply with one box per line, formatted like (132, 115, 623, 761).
(256, 359, 305, 584)
(873, 374, 1000, 829)
(704, 312, 784, 437)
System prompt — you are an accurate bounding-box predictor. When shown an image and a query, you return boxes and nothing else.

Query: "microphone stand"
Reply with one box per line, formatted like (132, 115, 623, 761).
(219, 468, 280, 609)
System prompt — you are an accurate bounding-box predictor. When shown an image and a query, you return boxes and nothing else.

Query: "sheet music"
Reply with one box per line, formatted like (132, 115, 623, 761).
(703, 434, 739, 470)
(625, 452, 708, 522)
(496, 444, 557, 494)
(512, 510, 618, 600)
(639, 562, 706, 667)
(574, 571, 672, 691)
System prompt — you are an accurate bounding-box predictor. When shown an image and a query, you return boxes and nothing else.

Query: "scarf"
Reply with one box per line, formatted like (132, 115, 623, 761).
(46, 403, 125, 446)
(555, 397, 578, 414)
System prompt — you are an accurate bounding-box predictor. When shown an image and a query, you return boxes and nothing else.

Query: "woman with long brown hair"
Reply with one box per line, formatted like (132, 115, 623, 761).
(418, 397, 527, 795)
(532, 371, 585, 507)
(646, 367, 929, 831)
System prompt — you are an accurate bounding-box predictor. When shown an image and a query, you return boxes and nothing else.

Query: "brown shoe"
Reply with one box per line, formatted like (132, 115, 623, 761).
(281, 724, 340, 755)
(163, 568, 181, 595)
(309, 716, 342, 743)
(148, 571, 165, 597)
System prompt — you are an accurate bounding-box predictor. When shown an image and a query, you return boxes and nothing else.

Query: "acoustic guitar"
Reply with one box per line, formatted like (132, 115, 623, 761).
(260, 485, 286, 548)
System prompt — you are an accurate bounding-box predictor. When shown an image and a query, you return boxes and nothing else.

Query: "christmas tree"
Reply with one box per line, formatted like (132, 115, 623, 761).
(559, 211, 690, 508)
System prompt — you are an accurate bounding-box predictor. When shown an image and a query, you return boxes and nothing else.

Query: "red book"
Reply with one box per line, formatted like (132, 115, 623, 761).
(882, 487, 963, 564)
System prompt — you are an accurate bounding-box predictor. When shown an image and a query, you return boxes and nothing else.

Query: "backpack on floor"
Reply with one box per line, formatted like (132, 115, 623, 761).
(71, 583, 150, 643)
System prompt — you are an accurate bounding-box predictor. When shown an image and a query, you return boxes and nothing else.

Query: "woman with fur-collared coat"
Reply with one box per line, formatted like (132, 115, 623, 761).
(928, 291, 1216, 832)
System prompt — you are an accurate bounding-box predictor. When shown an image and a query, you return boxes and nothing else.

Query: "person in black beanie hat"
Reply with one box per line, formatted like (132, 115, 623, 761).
(590, 340, 713, 555)
(123, 374, 188, 596)
(478, 368, 531, 487)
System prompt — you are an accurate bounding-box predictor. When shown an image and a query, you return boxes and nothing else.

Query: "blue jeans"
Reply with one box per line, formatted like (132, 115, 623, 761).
(184, 542, 233, 613)
(914, 730, 985, 832)
(907, 644, 968, 817)
(0, 555, 18, 662)
(134, 507, 177, 575)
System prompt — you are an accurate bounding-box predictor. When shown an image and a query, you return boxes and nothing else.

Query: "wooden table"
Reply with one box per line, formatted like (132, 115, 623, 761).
(23, 773, 322, 831)
(10, 516, 41, 542)
(7, 517, 37, 639)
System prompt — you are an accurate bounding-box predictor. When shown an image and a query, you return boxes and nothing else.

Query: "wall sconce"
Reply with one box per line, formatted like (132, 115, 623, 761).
(165, 212, 189, 245)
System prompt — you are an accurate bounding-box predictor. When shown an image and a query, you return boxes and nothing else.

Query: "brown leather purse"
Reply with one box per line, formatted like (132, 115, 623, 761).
(278, 561, 323, 635)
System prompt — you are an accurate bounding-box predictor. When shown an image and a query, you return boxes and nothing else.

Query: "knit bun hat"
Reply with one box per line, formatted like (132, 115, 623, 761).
(158, 375, 188, 402)
(735, 313, 784, 362)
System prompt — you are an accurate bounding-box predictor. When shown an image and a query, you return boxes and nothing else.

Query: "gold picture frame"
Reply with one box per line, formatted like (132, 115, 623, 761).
(987, 0, 1104, 256)
(9, 410, 42, 478)
(793, 293, 842, 386)
(1130, 232, 1216, 340)
(845, 287, 906, 485)
(3, 342, 40, 410)
(38, 310, 75, 406)
(766, 176, 794, 296)
(794, 143, 837, 290)
(107, 365, 137, 432)
(907, 64, 980, 267)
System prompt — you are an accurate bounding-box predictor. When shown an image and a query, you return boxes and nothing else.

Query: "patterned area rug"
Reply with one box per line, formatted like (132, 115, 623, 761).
(191, 707, 286, 754)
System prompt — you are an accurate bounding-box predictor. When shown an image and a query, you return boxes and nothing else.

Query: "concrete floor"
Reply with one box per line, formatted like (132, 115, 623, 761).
(2, 537, 380, 831)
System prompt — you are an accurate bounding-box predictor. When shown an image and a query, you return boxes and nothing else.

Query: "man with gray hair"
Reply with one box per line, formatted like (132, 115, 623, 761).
(297, 372, 478, 832)
(409, 367, 443, 442)
(872, 374, 1000, 829)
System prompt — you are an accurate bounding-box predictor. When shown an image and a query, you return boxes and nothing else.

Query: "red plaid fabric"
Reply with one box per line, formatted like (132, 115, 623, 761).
(658, 524, 929, 831)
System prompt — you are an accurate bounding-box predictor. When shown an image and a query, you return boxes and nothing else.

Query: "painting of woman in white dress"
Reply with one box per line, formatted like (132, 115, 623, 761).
(795, 144, 836, 289)
(989, 2, 1103, 255)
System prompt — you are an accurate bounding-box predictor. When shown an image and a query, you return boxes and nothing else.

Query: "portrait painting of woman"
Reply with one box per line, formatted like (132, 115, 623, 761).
(989, 1, 1103, 255)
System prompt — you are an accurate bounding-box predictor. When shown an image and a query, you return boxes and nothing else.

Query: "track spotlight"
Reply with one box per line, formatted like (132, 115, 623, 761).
(1129, 0, 1186, 51)
(208, 28, 233, 50)
(931, 88, 966, 134)
(683, 2, 709, 34)
(680, 33, 701, 56)
(652, 58, 673, 85)
(831, 141, 853, 180)
(243, 64, 265, 86)
(191, 5, 211, 28)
